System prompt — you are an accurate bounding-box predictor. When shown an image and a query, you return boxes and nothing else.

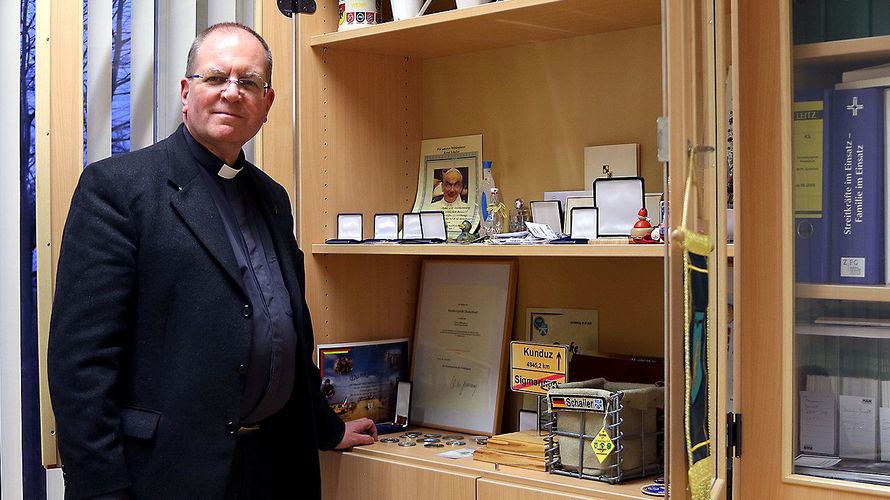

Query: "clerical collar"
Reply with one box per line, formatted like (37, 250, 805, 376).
(181, 125, 246, 179)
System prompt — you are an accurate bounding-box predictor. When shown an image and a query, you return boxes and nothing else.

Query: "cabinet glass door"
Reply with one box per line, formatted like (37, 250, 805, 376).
(666, 0, 732, 497)
(791, 0, 890, 488)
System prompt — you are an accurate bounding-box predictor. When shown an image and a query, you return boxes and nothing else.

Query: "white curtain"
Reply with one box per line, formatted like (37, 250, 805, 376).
(87, 0, 256, 162)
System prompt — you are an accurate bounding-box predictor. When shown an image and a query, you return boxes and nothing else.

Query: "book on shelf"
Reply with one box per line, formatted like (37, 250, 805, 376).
(841, 62, 890, 84)
(836, 76, 890, 90)
(794, 90, 832, 284)
(826, 0, 871, 41)
(829, 87, 885, 285)
(793, 0, 826, 44)
(874, 0, 890, 37)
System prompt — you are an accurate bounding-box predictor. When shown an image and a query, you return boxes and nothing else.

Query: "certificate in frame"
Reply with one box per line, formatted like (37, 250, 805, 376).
(410, 259, 517, 436)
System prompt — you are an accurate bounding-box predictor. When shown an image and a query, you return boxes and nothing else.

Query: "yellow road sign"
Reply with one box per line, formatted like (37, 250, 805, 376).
(510, 342, 568, 395)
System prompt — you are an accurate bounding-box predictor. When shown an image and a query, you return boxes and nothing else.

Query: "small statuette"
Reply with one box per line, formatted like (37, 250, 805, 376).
(630, 207, 658, 244)
(455, 220, 473, 243)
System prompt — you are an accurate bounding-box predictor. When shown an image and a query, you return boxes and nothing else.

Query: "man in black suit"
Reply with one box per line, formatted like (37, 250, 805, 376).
(48, 22, 377, 500)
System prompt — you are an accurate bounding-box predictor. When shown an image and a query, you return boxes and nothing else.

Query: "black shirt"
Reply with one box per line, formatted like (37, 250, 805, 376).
(182, 126, 297, 423)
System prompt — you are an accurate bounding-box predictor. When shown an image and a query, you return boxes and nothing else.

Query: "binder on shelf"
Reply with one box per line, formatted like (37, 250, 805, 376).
(828, 87, 885, 285)
(826, 0, 870, 41)
(793, 89, 832, 284)
(832, 77, 890, 285)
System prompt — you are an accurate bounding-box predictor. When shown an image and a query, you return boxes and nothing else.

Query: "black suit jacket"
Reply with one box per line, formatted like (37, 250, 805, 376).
(48, 128, 344, 499)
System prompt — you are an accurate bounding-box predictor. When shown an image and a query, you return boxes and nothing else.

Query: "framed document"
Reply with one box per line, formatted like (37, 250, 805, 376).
(317, 338, 411, 424)
(411, 135, 483, 238)
(411, 259, 517, 435)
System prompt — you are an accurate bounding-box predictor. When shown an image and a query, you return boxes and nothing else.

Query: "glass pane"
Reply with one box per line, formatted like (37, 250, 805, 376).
(792, 0, 890, 485)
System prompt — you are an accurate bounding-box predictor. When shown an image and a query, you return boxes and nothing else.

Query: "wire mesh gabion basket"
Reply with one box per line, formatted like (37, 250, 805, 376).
(545, 378, 664, 484)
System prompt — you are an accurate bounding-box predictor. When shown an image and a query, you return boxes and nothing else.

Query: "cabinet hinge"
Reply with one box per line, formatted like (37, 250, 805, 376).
(656, 116, 669, 162)
(277, 0, 316, 17)
(726, 412, 742, 458)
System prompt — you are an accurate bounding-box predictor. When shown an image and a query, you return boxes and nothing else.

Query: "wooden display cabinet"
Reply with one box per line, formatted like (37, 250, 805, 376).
(285, 0, 733, 498)
(737, 1, 890, 499)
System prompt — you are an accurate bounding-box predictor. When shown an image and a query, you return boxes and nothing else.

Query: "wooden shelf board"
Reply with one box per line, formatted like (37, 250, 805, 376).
(796, 323, 890, 339)
(344, 427, 655, 499)
(796, 283, 890, 302)
(309, 0, 661, 58)
(793, 35, 890, 66)
(312, 242, 665, 257)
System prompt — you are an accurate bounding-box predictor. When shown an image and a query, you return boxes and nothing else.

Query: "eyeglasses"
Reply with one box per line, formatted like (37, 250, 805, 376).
(186, 71, 270, 96)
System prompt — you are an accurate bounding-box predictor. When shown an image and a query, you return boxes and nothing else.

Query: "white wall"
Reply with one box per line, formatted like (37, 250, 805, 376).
(0, 0, 24, 497)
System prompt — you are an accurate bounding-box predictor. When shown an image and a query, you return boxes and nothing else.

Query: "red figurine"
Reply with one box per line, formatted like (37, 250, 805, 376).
(630, 207, 658, 244)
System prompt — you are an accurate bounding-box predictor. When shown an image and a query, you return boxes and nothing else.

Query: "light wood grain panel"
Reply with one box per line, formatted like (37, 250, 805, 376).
(310, 0, 661, 58)
(296, 3, 422, 343)
(796, 284, 890, 302)
(422, 25, 663, 203)
(344, 429, 656, 499)
(664, 0, 690, 494)
(310, 255, 420, 345)
(793, 35, 890, 67)
(477, 479, 601, 500)
(312, 243, 666, 257)
(36, 0, 85, 467)
(736, 0, 786, 493)
(258, 0, 295, 202)
(320, 451, 478, 500)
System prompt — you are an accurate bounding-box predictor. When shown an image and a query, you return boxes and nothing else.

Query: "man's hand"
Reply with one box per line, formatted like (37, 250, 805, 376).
(335, 418, 378, 449)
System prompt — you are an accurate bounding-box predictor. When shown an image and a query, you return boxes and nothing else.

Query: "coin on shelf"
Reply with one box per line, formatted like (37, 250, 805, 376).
(380, 438, 400, 444)
(446, 440, 466, 446)
(422, 438, 441, 443)
(398, 441, 417, 447)
(424, 443, 444, 448)
(423, 433, 442, 438)
(641, 484, 665, 497)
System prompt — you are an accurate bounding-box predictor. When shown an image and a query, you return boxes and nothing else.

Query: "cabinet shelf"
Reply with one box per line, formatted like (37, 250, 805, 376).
(311, 242, 665, 257)
(796, 283, 890, 302)
(793, 35, 890, 67)
(333, 427, 656, 499)
(309, 0, 661, 58)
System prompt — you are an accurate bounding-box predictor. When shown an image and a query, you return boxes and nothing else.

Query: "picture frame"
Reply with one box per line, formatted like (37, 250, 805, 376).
(317, 338, 411, 424)
(337, 213, 362, 240)
(374, 213, 400, 240)
(411, 135, 483, 238)
(529, 200, 563, 235)
(411, 259, 517, 435)
(593, 176, 645, 237)
(570, 207, 599, 239)
(563, 196, 595, 235)
(402, 212, 422, 239)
